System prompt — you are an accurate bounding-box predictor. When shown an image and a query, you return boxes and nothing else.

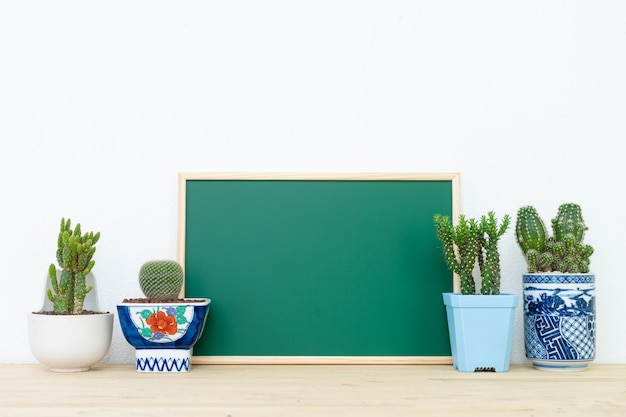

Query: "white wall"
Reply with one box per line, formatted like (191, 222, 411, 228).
(1, 1, 625, 365)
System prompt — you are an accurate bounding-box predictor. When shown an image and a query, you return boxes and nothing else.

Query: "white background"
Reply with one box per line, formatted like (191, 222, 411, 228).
(1, 1, 624, 365)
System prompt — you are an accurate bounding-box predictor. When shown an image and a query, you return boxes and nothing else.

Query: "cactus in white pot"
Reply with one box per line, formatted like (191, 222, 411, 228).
(47, 218, 101, 314)
(28, 217, 113, 372)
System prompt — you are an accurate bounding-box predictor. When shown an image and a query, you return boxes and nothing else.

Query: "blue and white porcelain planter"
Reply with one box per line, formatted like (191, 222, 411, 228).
(443, 293, 519, 373)
(117, 299, 210, 373)
(523, 274, 595, 371)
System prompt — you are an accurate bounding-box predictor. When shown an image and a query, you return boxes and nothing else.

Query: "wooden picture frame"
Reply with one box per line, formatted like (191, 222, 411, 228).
(178, 172, 460, 364)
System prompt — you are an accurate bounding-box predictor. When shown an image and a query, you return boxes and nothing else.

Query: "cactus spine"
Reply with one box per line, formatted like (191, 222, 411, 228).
(139, 260, 184, 300)
(434, 212, 509, 295)
(515, 203, 593, 273)
(48, 218, 100, 314)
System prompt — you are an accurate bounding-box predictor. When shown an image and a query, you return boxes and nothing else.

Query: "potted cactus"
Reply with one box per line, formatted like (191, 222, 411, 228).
(515, 203, 595, 371)
(117, 260, 211, 373)
(27, 218, 114, 372)
(434, 211, 519, 372)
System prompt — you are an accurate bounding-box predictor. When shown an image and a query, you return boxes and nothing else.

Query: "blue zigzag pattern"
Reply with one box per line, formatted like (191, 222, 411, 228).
(137, 356, 190, 372)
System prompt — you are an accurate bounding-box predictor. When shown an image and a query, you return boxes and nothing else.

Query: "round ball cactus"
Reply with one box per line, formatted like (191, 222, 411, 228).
(139, 260, 184, 300)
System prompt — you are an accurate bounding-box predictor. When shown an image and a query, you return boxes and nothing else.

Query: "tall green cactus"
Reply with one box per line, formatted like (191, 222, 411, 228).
(515, 206, 548, 273)
(434, 212, 510, 295)
(477, 211, 510, 295)
(515, 203, 593, 273)
(434, 214, 481, 295)
(48, 218, 100, 314)
(138, 260, 184, 300)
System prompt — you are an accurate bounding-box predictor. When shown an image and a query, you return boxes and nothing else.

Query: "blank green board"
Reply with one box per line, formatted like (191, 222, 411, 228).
(180, 173, 458, 362)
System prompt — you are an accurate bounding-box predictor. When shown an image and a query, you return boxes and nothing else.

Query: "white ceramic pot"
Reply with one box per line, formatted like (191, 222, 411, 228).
(28, 312, 114, 372)
(28, 271, 114, 372)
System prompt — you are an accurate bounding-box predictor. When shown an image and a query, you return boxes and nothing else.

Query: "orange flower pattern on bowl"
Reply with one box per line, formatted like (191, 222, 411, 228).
(130, 306, 194, 343)
(146, 311, 178, 335)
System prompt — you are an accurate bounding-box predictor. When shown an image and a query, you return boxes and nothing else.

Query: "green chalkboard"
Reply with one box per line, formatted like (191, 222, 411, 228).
(178, 173, 459, 364)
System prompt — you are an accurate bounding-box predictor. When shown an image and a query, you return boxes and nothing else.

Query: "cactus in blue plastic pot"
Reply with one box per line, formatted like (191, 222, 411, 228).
(477, 212, 511, 295)
(138, 260, 184, 300)
(47, 218, 101, 314)
(434, 214, 480, 295)
(434, 212, 509, 295)
(515, 203, 593, 273)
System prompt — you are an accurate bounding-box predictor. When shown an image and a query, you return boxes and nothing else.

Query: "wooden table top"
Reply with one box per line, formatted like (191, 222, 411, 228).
(1, 363, 624, 416)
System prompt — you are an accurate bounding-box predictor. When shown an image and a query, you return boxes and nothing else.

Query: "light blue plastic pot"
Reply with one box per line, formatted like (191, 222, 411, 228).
(443, 293, 519, 372)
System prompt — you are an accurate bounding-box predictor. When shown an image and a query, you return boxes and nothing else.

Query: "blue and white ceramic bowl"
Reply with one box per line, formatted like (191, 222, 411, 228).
(117, 299, 210, 372)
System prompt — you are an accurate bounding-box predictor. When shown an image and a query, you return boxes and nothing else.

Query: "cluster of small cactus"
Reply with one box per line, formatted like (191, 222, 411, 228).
(139, 260, 184, 300)
(434, 211, 510, 295)
(48, 218, 101, 314)
(515, 203, 593, 273)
